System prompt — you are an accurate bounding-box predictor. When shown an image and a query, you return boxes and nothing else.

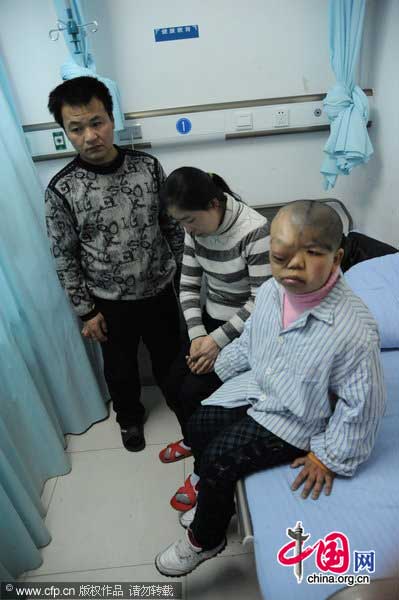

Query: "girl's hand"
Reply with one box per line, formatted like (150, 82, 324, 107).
(290, 455, 335, 500)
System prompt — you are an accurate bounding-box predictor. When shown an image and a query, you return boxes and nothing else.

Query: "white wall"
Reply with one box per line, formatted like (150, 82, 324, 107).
(2, 0, 398, 246)
(83, 0, 335, 110)
(0, 0, 69, 124)
(0, 0, 336, 120)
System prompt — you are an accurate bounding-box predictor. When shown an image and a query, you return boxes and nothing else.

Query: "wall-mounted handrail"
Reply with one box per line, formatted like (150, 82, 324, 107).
(23, 89, 373, 132)
(30, 121, 371, 163)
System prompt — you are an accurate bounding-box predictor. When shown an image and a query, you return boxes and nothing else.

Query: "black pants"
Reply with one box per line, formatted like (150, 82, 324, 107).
(186, 405, 306, 549)
(96, 285, 181, 427)
(163, 311, 224, 443)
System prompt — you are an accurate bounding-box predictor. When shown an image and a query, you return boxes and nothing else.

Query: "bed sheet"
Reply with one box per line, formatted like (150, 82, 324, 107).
(246, 350, 399, 600)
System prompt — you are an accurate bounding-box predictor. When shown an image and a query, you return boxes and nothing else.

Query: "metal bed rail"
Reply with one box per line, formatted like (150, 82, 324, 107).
(235, 479, 254, 545)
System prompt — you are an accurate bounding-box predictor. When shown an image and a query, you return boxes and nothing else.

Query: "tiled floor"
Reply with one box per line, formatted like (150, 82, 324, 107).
(23, 386, 263, 599)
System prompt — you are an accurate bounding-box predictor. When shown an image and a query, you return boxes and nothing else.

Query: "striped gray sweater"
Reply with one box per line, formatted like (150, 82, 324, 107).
(180, 195, 271, 348)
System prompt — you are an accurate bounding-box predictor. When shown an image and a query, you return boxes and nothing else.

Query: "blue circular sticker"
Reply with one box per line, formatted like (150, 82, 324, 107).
(176, 118, 192, 135)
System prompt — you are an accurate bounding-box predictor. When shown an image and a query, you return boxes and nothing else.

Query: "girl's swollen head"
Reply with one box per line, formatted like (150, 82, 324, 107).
(270, 200, 344, 294)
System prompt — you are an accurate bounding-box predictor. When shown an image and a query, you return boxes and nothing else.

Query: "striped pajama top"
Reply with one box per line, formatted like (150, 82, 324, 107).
(180, 194, 271, 348)
(206, 276, 386, 477)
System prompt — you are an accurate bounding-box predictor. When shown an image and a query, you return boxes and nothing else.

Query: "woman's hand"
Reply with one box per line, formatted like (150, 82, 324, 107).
(186, 335, 220, 375)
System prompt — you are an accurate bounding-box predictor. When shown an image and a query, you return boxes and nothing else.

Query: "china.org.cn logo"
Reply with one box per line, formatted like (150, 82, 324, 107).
(277, 521, 375, 586)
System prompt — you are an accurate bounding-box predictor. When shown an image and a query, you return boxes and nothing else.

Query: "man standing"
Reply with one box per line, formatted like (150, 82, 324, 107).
(45, 76, 183, 452)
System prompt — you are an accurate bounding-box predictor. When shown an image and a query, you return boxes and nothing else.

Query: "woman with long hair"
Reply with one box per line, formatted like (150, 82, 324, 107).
(160, 166, 271, 511)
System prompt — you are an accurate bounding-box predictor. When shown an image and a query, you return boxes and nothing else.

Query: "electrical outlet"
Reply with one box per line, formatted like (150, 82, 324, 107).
(274, 109, 290, 128)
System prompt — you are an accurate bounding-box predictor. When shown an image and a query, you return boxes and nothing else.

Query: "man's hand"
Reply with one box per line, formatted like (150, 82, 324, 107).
(290, 455, 335, 500)
(81, 312, 108, 342)
(186, 335, 220, 375)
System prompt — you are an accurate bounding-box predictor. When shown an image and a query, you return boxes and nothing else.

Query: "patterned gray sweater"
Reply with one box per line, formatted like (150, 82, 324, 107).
(45, 147, 184, 319)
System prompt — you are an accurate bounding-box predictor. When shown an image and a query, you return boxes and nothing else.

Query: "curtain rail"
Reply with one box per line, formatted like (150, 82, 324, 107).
(23, 89, 373, 132)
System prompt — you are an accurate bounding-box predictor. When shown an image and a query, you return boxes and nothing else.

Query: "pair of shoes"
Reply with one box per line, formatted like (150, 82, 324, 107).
(120, 423, 145, 452)
(159, 439, 192, 463)
(155, 529, 226, 577)
(179, 506, 196, 529)
(170, 475, 199, 512)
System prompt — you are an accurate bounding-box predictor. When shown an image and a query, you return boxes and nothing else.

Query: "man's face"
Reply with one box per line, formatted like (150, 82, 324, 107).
(270, 213, 344, 294)
(61, 97, 116, 165)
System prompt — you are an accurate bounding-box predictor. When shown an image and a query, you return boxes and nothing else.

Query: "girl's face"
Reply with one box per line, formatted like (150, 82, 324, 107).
(270, 215, 344, 294)
(168, 200, 223, 236)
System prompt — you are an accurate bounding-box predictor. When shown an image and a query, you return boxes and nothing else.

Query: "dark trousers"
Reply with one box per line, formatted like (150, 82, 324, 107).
(96, 285, 181, 427)
(163, 311, 224, 443)
(186, 405, 306, 549)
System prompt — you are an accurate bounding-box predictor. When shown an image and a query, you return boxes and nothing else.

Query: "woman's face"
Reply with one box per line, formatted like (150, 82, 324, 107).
(168, 201, 222, 236)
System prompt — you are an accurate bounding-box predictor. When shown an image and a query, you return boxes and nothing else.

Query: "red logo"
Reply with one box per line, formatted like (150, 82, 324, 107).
(277, 522, 350, 583)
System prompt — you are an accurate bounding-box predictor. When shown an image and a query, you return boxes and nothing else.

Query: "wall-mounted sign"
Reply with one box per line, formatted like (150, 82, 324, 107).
(154, 25, 199, 42)
(176, 118, 192, 135)
(52, 131, 66, 150)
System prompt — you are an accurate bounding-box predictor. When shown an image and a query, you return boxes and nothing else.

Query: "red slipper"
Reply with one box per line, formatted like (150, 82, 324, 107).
(159, 439, 193, 463)
(170, 475, 199, 512)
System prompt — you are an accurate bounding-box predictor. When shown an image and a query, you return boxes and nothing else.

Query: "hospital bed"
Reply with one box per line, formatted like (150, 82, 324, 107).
(234, 208, 399, 600)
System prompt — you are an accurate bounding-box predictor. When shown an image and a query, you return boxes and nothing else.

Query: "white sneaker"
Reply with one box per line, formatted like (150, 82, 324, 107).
(155, 529, 226, 577)
(179, 506, 196, 529)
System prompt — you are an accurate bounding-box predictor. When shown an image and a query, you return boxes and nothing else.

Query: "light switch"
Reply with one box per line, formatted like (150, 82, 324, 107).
(118, 125, 143, 143)
(118, 128, 132, 142)
(235, 112, 253, 131)
(131, 124, 142, 139)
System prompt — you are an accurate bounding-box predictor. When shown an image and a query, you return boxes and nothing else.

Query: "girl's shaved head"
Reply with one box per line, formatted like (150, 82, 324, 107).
(273, 201, 343, 251)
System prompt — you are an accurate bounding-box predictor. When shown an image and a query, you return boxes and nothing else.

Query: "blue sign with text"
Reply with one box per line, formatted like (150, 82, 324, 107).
(176, 118, 192, 135)
(154, 25, 199, 42)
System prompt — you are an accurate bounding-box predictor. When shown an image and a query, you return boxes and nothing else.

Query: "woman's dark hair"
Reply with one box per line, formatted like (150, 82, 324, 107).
(160, 166, 241, 212)
(48, 76, 114, 128)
